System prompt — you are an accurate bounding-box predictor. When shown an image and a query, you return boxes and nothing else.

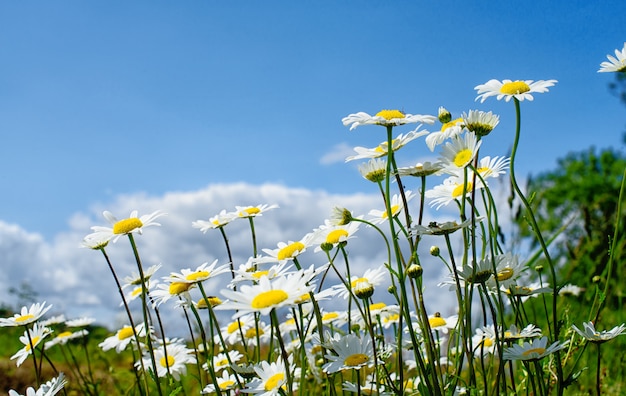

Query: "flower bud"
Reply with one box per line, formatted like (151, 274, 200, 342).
(430, 246, 440, 256)
(354, 280, 374, 299)
(438, 106, 452, 124)
(407, 264, 423, 279)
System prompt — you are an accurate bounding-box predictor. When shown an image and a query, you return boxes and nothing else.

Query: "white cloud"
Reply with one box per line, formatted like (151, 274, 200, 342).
(319, 142, 355, 165)
(0, 182, 514, 337)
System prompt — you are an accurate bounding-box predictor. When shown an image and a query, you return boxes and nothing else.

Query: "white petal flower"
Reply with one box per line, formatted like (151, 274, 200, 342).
(598, 42, 626, 73)
(474, 79, 557, 103)
(342, 109, 436, 131)
(345, 129, 429, 162)
(89, 210, 166, 243)
(571, 322, 626, 343)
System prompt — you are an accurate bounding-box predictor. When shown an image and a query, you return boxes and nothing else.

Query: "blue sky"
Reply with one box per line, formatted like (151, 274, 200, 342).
(0, 1, 624, 237)
(0, 2, 624, 327)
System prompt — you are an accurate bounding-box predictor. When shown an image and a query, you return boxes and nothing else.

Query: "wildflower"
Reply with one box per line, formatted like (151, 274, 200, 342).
(322, 333, 374, 373)
(475, 79, 557, 103)
(425, 175, 483, 210)
(137, 341, 196, 381)
(81, 232, 110, 250)
(571, 322, 626, 344)
(202, 370, 241, 393)
(45, 329, 89, 348)
(368, 191, 414, 224)
(259, 234, 314, 263)
(192, 209, 238, 232)
(503, 336, 568, 361)
(122, 264, 162, 287)
(412, 218, 475, 236)
(151, 280, 195, 307)
(209, 350, 243, 372)
(559, 284, 584, 296)
(217, 272, 314, 318)
(487, 253, 525, 290)
(598, 42, 626, 72)
(99, 323, 147, 353)
(345, 130, 428, 162)
(220, 314, 255, 345)
(244, 358, 290, 395)
(342, 109, 436, 131)
(163, 260, 231, 284)
(336, 266, 387, 299)
(8, 373, 67, 396)
(439, 132, 482, 172)
(329, 206, 354, 226)
(438, 106, 452, 123)
(503, 324, 542, 341)
(11, 323, 52, 366)
(455, 258, 494, 286)
(231, 260, 293, 285)
(427, 312, 458, 334)
(425, 117, 465, 151)
(310, 220, 360, 252)
(472, 325, 497, 356)
(0, 302, 52, 327)
(89, 210, 166, 243)
(65, 317, 96, 327)
(396, 161, 443, 177)
(474, 155, 510, 179)
(462, 110, 500, 137)
(235, 204, 279, 218)
(358, 158, 387, 183)
(503, 282, 551, 301)
(195, 296, 222, 309)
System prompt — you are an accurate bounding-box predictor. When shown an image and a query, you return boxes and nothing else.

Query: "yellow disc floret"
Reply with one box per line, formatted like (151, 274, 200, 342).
(500, 81, 530, 95)
(376, 109, 405, 120)
(113, 218, 143, 235)
(251, 290, 289, 309)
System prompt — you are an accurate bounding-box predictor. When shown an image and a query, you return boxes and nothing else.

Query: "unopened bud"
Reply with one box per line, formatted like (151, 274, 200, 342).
(407, 264, 423, 279)
(430, 246, 440, 256)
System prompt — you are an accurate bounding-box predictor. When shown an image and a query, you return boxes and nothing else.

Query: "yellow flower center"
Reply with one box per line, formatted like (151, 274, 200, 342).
(160, 355, 175, 368)
(452, 182, 473, 198)
(375, 109, 404, 120)
(441, 117, 463, 132)
(500, 81, 530, 95)
(351, 277, 368, 289)
(326, 229, 349, 244)
(522, 347, 546, 357)
(384, 313, 400, 323)
(197, 296, 222, 309)
(264, 373, 285, 391)
(284, 318, 296, 326)
(480, 338, 494, 348)
(251, 290, 289, 309)
(381, 204, 399, 219)
(118, 326, 134, 340)
(216, 358, 229, 367)
(113, 218, 143, 235)
(185, 270, 210, 282)
(25, 336, 41, 351)
(57, 331, 73, 338)
(131, 287, 143, 298)
(344, 353, 369, 367)
(429, 317, 447, 328)
(453, 149, 473, 167)
(245, 327, 264, 338)
(277, 242, 305, 260)
(15, 314, 35, 323)
(220, 380, 235, 390)
(369, 302, 387, 311)
(374, 139, 397, 153)
(227, 321, 241, 334)
(504, 331, 513, 338)
(242, 207, 261, 216)
(322, 312, 339, 321)
(497, 267, 515, 281)
(169, 282, 193, 295)
(252, 270, 270, 279)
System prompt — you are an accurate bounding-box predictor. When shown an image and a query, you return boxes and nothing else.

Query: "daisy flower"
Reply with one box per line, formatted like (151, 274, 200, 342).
(358, 158, 387, 183)
(11, 323, 52, 367)
(368, 191, 414, 224)
(335, 266, 387, 300)
(310, 220, 360, 252)
(329, 206, 354, 226)
(0, 302, 52, 327)
(65, 317, 96, 327)
(89, 210, 166, 243)
(99, 323, 147, 353)
(425, 175, 483, 210)
(454, 257, 495, 286)
(503, 336, 568, 361)
(243, 358, 290, 396)
(151, 280, 195, 307)
(474, 155, 510, 180)
(163, 260, 231, 284)
(503, 282, 551, 301)
(81, 232, 110, 250)
(412, 218, 474, 236)
(559, 284, 584, 296)
(322, 333, 374, 373)
(475, 79, 557, 103)
(487, 252, 525, 290)
(462, 110, 500, 137)
(235, 204, 279, 218)
(137, 341, 196, 381)
(201, 370, 241, 394)
(345, 129, 428, 162)
(192, 209, 238, 232)
(45, 329, 89, 349)
(571, 322, 626, 343)
(216, 272, 314, 318)
(122, 264, 162, 288)
(258, 234, 314, 263)
(342, 109, 436, 131)
(9, 373, 67, 396)
(598, 42, 626, 72)
(396, 161, 443, 177)
(503, 324, 543, 341)
(439, 132, 482, 172)
(427, 312, 458, 334)
(220, 314, 255, 345)
(231, 260, 293, 285)
(208, 350, 244, 372)
(472, 325, 497, 356)
(425, 117, 465, 152)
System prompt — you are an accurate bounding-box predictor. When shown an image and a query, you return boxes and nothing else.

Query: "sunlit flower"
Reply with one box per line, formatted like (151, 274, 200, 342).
(258, 234, 314, 263)
(358, 158, 387, 183)
(45, 329, 89, 349)
(0, 302, 52, 327)
(192, 209, 238, 232)
(163, 260, 231, 284)
(217, 272, 314, 318)
(231, 260, 293, 286)
(342, 109, 436, 131)
(368, 191, 414, 224)
(122, 264, 162, 288)
(244, 358, 290, 396)
(81, 232, 110, 250)
(40, 315, 66, 327)
(559, 284, 584, 296)
(201, 370, 241, 394)
(137, 341, 196, 381)
(310, 220, 360, 252)
(235, 204, 279, 218)
(454, 258, 495, 286)
(208, 350, 244, 373)
(462, 110, 500, 137)
(425, 175, 483, 210)
(503, 324, 543, 341)
(8, 373, 67, 396)
(322, 333, 374, 373)
(11, 323, 52, 366)
(65, 317, 96, 327)
(474, 156, 510, 180)
(151, 280, 195, 307)
(503, 282, 551, 301)
(439, 132, 482, 172)
(99, 323, 147, 353)
(412, 218, 475, 236)
(122, 280, 157, 305)
(571, 322, 626, 344)
(345, 130, 429, 162)
(472, 325, 497, 356)
(335, 266, 387, 300)
(89, 210, 166, 243)
(487, 252, 525, 290)
(598, 42, 626, 73)
(427, 312, 458, 334)
(503, 336, 568, 361)
(329, 206, 354, 226)
(220, 314, 256, 345)
(425, 117, 465, 151)
(396, 161, 443, 177)
(475, 79, 557, 103)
